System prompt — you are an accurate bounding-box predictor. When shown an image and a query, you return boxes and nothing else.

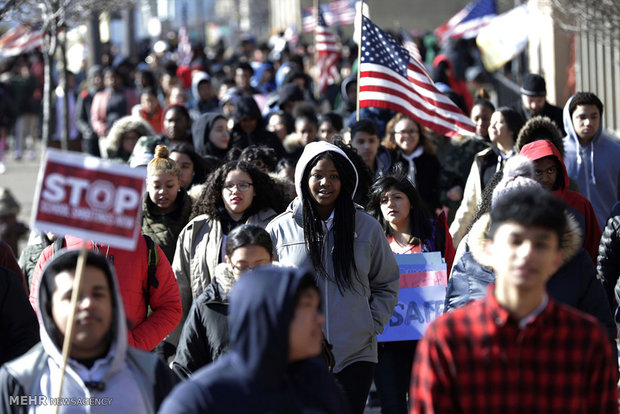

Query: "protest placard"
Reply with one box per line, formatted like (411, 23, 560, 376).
(378, 252, 447, 342)
(31, 149, 146, 251)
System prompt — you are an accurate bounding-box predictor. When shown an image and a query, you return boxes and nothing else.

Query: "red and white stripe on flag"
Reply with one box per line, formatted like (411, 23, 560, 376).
(302, 0, 356, 32)
(316, 12, 340, 93)
(359, 16, 475, 137)
(0, 25, 43, 58)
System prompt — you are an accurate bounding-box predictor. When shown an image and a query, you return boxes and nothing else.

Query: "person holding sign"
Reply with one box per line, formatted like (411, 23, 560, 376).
(410, 188, 618, 413)
(366, 170, 454, 414)
(267, 141, 399, 414)
(142, 145, 192, 263)
(0, 249, 178, 412)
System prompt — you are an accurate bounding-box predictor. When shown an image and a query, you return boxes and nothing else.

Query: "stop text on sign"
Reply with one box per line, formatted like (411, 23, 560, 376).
(32, 149, 146, 250)
(42, 174, 140, 215)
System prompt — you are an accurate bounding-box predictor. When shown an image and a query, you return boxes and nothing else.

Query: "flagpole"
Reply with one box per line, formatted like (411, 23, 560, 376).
(314, 0, 320, 99)
(355, 0, 364, 121)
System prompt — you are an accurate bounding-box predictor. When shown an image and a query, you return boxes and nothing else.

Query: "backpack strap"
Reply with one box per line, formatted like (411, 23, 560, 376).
(143, 234, 159, 314)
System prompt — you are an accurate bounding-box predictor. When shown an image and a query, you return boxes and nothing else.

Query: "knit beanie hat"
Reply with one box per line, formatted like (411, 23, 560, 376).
(491, 155, 541, 208)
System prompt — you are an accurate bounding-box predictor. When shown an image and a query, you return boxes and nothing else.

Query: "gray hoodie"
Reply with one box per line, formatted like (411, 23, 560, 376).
(562, 96, 620, 230)
(0, 249, 177, 413)
(266, 141, 399, 373)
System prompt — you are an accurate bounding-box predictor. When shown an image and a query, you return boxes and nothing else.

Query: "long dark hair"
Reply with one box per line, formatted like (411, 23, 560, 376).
(366, 168, 433, 246)
(169, 142, 208, 186)
(300, 151, 359, 293)
(191, 160, 286, 220)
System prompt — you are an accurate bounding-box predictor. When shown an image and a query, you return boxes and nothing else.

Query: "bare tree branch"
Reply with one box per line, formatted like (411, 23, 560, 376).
(547, 0, 620, 41)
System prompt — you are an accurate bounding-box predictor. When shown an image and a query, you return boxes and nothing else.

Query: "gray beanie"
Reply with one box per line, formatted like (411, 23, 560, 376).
(491, 155, 541, 208)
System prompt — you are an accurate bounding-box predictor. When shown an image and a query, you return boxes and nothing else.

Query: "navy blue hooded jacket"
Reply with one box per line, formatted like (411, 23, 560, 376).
(159, 266, 350, 413)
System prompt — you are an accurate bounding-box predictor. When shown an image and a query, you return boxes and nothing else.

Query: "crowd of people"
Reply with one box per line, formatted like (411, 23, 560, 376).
(0, 28, 620, 413)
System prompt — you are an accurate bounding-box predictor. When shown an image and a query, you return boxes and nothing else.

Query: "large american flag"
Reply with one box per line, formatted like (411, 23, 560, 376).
(435, 0, 497, 45)
(302, 0, 356, 33)
(359, 16, 476, 137)
(316, 10, 340, 93)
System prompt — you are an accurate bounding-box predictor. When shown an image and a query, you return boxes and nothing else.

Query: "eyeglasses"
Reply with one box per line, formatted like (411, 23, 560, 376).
(231, 263, 264, 274)
(534, 166, 556, 177)
(223, 182, 253, 192)
(394, 129, 419, 136)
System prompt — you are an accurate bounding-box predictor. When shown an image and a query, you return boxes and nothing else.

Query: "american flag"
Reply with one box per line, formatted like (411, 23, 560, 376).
(359, 16, 476, 137)
(0, 24, 43, 59)
(302, 0, 356, 33)
(324, 0, 356, 25)
(316, 10, 340, 93)
(400, 29, 422, 64)
(302, 7, 315, 33)
(284, 23, 299, 47)
(435, 0, 497, 45)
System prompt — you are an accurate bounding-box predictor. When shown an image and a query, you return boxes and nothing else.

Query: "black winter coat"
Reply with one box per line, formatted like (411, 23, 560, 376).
(599, 201, 620, 308)
(0, 266, 39, 366)
(171, 271, 231, 379)
(392, 150, 442, 212)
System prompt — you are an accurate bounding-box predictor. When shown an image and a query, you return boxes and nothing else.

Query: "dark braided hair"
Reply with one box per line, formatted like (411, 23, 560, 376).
(300, 150, 360, 293)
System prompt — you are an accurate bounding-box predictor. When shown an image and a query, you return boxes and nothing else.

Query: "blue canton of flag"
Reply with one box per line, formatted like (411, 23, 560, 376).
(435, 0, 497, 45)
(359, 16, 476, 137)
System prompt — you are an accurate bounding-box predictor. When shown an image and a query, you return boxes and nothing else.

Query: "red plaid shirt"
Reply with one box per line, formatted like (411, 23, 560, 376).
(410, 287, 618, 413)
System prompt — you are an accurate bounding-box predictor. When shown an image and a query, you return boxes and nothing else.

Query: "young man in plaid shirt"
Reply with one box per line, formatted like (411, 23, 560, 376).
(410, 187, 618, 413)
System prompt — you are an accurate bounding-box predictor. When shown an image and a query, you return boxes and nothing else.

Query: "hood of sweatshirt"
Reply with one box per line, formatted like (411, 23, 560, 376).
(233, 95, 264, 128)
(293, 141, 359, 203)
(562, 95, 603, 185)
(191, 112, 228, 157)
(191, 71, 211, 103)
(520, 139, 569, 193)
(37, 248, 128, 384)
(228, 265, 309, 384)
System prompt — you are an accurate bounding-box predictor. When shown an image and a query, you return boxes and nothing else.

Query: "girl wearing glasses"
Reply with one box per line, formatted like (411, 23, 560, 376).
(172, 224, 274, 378)
(267, 141, 399, 414)
(384, 113, 441, 214)
(365, 169, 455, 413)
(142, 145, 192, 263)
(168, 160, 286, 352)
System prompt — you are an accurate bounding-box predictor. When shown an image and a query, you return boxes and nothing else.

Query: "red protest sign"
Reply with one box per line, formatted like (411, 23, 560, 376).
(32, 149, 146, 250)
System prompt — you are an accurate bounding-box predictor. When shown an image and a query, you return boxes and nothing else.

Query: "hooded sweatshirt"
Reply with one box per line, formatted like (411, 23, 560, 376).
(0, 249, 178, 413)
(191, 112, 229, 158)
(267, 141, 400, 373)
(190, 72, 219, 114)
(159, 266, 350, 413)
(562, 96, 620, 231)
(520, 140, 602, 263)
(230, 96, 285, 157)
